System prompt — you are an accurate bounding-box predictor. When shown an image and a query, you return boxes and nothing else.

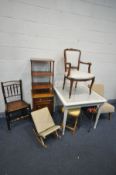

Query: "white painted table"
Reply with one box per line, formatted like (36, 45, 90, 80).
(54, 84, 106, 135)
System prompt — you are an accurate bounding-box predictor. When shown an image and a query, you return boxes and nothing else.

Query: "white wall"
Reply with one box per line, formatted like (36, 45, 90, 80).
(0, 0, 116, 112)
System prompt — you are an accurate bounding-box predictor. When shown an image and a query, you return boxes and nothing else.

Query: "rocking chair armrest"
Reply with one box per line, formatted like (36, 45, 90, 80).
(65, 62, 71, 76)
(79, 61, 92, 73)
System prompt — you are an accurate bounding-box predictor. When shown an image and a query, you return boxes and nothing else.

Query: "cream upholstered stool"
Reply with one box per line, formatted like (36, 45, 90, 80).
(62, 107, 81, 134)
(92, 84, 115, 120)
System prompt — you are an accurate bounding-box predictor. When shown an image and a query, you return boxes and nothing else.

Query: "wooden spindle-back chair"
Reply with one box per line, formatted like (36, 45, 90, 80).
(1, 80, 31, 129)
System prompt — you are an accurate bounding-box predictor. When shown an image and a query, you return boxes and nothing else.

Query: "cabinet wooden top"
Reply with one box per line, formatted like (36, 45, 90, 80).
(31, 59, 54, 63)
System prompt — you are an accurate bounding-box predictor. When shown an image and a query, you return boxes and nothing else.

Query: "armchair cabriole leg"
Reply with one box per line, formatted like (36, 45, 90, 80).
(69, 80, 74, 98)
(63, 76, 66, 89)
(75, 81, 78, 88)
(89, 77, 95, 94)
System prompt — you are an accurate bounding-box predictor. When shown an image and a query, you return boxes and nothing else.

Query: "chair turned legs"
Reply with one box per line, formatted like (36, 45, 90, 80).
(63, 77, 74, 98)
(75, 81, 78, 88)
(63, 76, 95, 98)
(6, 112, 11, 130)
(27, 104, 31, 117)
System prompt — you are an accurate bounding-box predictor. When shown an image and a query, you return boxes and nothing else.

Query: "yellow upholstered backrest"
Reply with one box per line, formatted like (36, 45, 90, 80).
(31, 107, 55, 133)
(92, 84, 104, 97)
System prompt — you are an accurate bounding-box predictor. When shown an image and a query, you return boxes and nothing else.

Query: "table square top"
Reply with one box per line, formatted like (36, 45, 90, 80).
(54, 85, 106, 107)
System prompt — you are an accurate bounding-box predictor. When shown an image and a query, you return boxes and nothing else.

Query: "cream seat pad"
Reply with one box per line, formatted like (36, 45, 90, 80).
(101, 102, 115, 113)
(65, 69, 94, 80)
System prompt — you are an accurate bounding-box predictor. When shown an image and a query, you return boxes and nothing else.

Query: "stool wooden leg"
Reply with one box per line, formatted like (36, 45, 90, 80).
(72, 118, 78, 134)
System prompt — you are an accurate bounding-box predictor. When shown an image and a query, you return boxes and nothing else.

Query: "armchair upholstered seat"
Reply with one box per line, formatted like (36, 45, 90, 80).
(31, 107, 61, 148)
(65, 70, 94, 80)
(63, 48, 95, 98)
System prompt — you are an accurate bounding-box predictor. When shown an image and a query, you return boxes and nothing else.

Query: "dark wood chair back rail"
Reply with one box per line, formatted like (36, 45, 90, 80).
(1, 80, 23, 103)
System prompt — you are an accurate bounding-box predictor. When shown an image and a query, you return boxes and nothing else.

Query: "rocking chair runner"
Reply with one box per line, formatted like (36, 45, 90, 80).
(63, 48, 95, 98)
(31, 107, 61, 148)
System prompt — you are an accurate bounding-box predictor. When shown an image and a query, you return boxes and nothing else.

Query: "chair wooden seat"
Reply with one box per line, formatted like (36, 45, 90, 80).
(7, 100, 29, 112)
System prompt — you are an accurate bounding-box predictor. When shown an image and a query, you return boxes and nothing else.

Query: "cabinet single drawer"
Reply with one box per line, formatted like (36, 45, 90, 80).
(34, 97, 53, 103)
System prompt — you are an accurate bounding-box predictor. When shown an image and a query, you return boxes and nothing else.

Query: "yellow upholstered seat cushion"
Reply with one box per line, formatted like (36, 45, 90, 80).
(62, 107, 80, 117)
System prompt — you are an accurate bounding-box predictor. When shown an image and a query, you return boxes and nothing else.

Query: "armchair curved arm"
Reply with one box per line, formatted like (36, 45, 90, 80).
(79, 61, 92, 73)
(65, 62, 71, 76)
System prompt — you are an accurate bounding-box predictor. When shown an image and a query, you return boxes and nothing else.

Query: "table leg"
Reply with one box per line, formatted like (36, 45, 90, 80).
(62, 108, 68, 135)
(93, 104, 103, 129)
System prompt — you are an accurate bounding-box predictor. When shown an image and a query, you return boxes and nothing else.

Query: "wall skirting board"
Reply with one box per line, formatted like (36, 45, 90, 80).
(0, 99, 116, 118)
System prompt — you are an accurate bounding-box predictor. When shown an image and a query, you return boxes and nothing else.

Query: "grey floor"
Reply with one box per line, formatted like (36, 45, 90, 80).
(0, 109, 116, 175)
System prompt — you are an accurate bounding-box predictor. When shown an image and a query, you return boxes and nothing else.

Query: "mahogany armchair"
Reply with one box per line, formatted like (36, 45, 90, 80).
(63, 48, 95, 98)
